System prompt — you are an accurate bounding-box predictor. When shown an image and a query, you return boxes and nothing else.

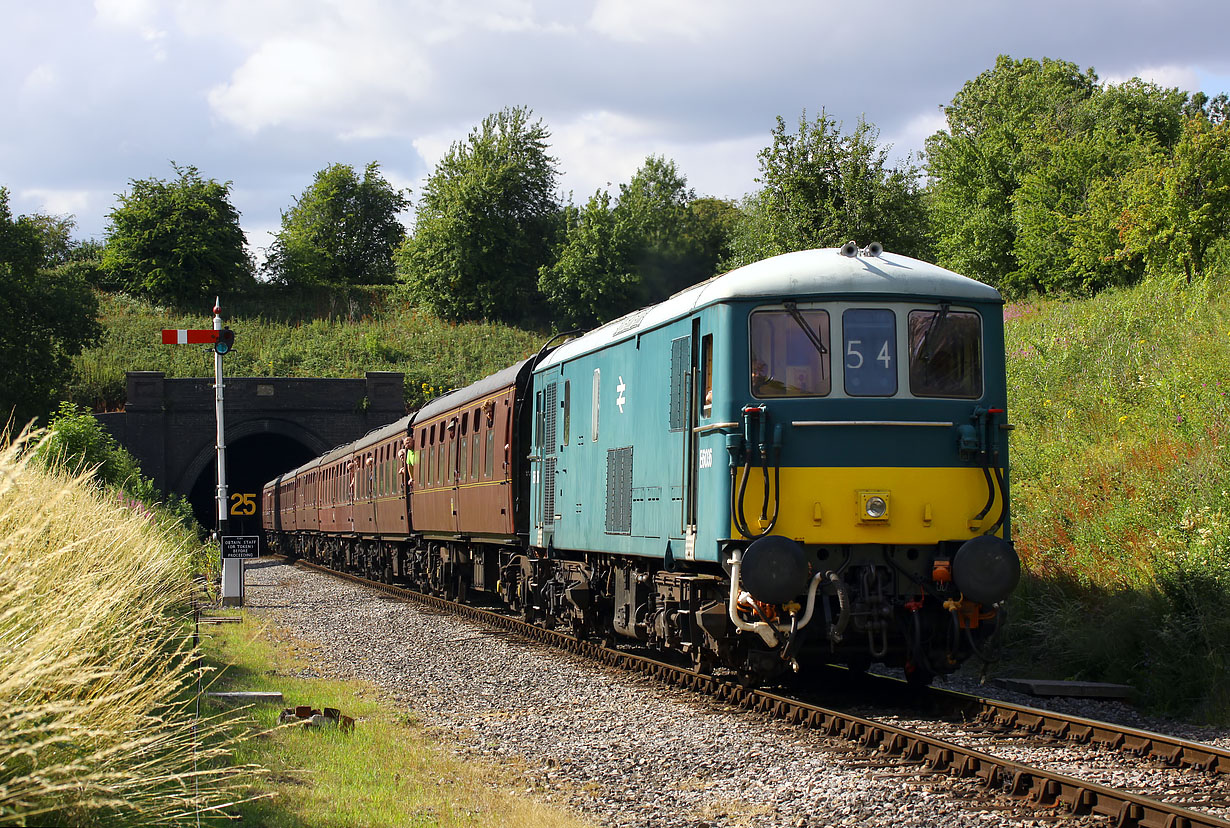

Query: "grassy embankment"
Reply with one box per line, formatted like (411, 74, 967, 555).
(1003, 273, 1230, 719)
(202, 617, 592, 828)
(0, 432, 250, 825)
(68, 288, 547, 413)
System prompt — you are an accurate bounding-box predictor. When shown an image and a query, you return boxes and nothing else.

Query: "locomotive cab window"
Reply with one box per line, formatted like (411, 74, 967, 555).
(843, 308, 897, 397)
(700, 334, 713, 417)
(908, 309, 983, 398)
(749, 308, 830, 398)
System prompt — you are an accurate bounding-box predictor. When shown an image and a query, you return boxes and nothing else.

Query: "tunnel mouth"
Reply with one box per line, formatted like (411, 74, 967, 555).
(187, 432, 316, 535)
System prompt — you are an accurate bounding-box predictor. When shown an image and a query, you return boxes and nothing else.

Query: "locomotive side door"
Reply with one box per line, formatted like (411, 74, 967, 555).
(672, 318, 703, 560)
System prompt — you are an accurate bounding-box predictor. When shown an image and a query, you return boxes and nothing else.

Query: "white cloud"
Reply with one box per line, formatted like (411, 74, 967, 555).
(94, 0, 168, 59)
(20, 64, 59, 97)
(18, 188, 99, 219)
(587, 0, 738, 42)
(881, 108, 947, 164)
(207, 34, 432, 136)
(94, 0, 160, 30)
(551, 110, 659, 198)
(550, 110, 761, 202)
(1103, 63, 1201, 92)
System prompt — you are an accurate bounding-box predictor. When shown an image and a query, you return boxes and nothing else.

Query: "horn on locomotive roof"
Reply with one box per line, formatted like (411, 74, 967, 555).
(839, 240, 859, 257)
(862, 241, 883, 257)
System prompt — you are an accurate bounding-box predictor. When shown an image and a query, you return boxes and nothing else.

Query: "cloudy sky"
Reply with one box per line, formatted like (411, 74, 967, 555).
(4, 0, 1229, 262)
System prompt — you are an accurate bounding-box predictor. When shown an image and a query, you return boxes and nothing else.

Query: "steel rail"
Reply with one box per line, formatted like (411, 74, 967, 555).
(280, 557, 1230, 828)
(926, 684, 1230, 775)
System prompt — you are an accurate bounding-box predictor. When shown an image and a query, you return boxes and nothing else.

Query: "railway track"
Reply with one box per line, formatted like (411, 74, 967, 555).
(280, 556, 1230, 828)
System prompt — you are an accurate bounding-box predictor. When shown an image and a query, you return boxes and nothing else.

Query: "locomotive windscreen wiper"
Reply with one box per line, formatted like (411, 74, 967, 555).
(782, 301, 828, 380)
(783, 301, 828, 380)
(916, 302, 951, 363)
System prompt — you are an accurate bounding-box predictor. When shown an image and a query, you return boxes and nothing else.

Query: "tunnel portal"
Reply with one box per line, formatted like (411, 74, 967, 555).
(96, 371, 406, 534)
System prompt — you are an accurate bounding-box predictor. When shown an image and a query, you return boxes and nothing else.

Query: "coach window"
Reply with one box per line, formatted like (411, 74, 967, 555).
(485, 423, 495, 479)
(700, 335, 713, 417)
(459, 415, 469, 485)
(471, 408, 481, 480)
(749, 308, 831, 397)
(424, 428, 432, 488)
(447, 423, 456, 485)
(843, 309, 897, 396)
(908, 308, 983, 398)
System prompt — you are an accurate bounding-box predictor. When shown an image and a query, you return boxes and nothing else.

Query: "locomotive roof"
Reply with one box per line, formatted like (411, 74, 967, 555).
(537, 247, 1002, 369)
(412, 357, 534, 424)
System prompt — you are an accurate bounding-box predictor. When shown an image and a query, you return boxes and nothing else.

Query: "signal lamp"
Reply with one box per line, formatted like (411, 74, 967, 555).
(215, 327, 235, 355)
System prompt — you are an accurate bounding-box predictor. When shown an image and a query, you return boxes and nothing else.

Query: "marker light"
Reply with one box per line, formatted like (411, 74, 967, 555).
(865, 496, 888, 519)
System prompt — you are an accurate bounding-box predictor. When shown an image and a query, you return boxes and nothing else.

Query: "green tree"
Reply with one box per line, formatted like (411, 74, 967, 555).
(34, 401, 194, 526)
(102, 163, 253, 306)
(1117, 115, 1230, 282)
(398, 107, 560, 322)
(538, 157, 737, 328)
(1009, 128, 1157, 294)
(685, 197, 740, 276)
(614, 155, 703, 300)
(0, 189, 100, 428)
(538, 190, 638, 329)
(728, 111, 928, 269)
(925, 56, 1099, 286)
(265, 162, 408, 287)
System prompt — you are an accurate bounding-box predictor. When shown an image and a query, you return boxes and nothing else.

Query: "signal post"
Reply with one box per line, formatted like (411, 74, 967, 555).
(162, 301, 243, 605)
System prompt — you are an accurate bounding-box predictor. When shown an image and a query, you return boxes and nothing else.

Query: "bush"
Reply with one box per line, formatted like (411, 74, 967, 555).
(34, 401, 196, 528)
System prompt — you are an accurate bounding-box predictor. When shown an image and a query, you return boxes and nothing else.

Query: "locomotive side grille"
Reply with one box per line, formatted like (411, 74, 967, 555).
(605, 446, 633, 534)
(544, 382, 557, 456)
(543, 456, 556, 528)
(669, 336, 689, 432)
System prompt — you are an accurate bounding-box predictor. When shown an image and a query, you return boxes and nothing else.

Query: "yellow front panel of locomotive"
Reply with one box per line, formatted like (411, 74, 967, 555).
(731, 466, 1004, 544)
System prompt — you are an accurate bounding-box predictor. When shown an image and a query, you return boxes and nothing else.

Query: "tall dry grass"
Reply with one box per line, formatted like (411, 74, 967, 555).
(0, 429, 253, 825)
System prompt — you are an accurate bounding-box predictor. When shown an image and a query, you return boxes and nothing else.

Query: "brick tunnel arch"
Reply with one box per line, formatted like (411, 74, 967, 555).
(182, 418, 329, 533)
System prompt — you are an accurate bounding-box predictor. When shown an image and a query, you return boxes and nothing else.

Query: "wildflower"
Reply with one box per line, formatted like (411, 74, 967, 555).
(1065, 409, 1074, 419)
(1118, 415, 1129, 424)
(1044, 399, 1052, 407)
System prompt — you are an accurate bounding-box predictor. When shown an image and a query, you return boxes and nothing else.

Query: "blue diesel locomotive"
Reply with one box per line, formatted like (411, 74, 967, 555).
(263, 244, 1018, 683)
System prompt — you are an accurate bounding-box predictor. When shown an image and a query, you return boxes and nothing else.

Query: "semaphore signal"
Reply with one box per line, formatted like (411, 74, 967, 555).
(161, 301, 243, 605)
